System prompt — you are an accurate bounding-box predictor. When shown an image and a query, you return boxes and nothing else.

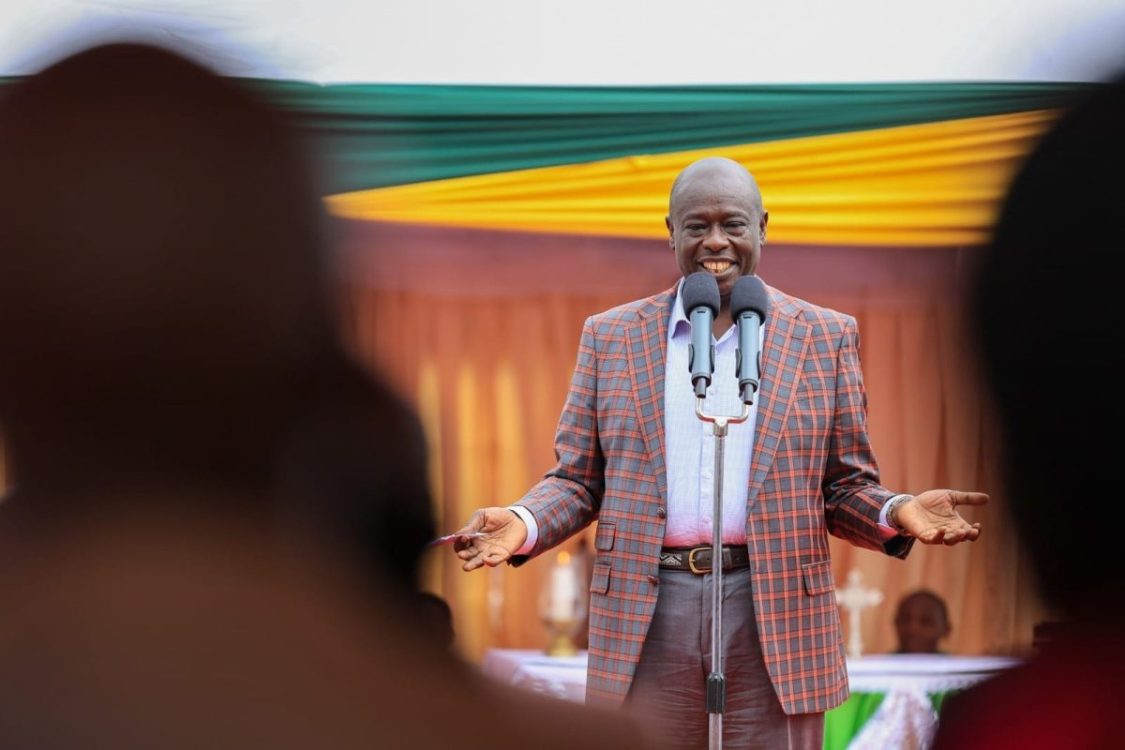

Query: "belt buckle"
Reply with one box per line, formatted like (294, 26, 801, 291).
(687, 546, 709, 575)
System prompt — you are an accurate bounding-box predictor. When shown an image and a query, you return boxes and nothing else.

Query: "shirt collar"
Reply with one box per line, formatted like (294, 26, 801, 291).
(669, 277, 690, 342)
(669, 275, 770, 344)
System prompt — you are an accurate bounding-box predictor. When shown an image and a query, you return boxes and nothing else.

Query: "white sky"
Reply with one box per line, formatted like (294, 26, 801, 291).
(2, 0, 1125, 83)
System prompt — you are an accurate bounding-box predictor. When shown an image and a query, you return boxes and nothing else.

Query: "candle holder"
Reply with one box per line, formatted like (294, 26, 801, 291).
(543, 617, 582, 657)
(539, 550, 587, 657)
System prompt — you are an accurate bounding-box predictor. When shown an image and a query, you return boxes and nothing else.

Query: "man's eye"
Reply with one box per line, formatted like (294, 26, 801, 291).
(685, 224, 706, 232)
(725, 222, 748, 233)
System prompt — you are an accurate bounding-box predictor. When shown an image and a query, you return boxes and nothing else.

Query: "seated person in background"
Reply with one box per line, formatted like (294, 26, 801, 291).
(893, 590, 952, 654)
(929, 68, 1125, 750)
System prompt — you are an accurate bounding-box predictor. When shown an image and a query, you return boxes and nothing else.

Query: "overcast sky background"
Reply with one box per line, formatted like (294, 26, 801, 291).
(2, 0, 1125, 84)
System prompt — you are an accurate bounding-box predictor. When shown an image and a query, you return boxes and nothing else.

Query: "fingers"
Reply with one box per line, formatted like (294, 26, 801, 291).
(919, 522, 982, 545)
(483, 549, 509, 566)
(459, 541, 486, 571)
(452, 510, 486, 536)
(943, 529, 967, 545)
(952, 492, 989, 507)
(919, 528, 945, 544)
(937, 495, 985, 544)
(460, 550, 510, 571)
(452, 511, 489, 552)
(457, 537, 512, 572)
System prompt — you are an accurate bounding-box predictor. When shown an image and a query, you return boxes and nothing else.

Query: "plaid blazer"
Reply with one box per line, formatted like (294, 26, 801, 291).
(516, 283, 913, 714)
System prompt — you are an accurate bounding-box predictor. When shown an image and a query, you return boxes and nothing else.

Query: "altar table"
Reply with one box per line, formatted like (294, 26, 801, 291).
(480, 649, 1021, 749)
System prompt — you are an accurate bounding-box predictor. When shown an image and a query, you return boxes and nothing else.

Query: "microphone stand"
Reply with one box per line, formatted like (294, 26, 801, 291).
(694, 396, 750, 750)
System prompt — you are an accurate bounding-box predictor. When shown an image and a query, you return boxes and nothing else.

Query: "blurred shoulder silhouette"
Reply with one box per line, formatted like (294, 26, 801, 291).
(0, 41, 649, 750)
(892, 589, 951, 655)
(930, 69, 1125, 750)
(414, 591, 457, 651)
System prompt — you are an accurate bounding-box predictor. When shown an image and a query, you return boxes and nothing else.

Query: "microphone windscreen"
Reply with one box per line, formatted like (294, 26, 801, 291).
(730, 275, 769, 322)
(681, 271, 721, 317)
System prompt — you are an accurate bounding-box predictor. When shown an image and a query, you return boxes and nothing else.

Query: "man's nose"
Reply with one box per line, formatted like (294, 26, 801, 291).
(702, 225, 729, 250)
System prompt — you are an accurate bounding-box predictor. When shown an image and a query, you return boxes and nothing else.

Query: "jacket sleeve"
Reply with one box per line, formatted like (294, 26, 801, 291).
(823, 316, 914, 559)
(511, 316, 605, 562)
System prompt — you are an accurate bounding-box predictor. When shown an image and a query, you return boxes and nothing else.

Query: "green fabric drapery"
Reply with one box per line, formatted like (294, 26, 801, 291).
(0, 76, 1090, 194)
(255, 81, 1089, 192)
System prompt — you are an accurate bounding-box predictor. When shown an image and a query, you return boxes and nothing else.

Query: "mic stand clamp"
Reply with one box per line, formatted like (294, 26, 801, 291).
(693, 396, 750, 750)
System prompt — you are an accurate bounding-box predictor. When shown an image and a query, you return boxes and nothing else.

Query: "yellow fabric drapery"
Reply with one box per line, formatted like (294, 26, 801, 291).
(328, 110, 1057, 247)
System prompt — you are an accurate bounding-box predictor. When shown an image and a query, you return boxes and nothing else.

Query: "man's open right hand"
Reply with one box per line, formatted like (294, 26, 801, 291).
(452, 507, 528, 571)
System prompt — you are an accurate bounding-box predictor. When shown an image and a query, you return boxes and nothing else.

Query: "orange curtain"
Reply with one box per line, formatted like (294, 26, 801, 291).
(337, 218, 1044, 661)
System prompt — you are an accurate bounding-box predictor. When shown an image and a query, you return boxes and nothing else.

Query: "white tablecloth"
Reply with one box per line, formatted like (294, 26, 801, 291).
(480, 649, 1021, 703)
(842, 655, 1021, 750)
(480, 649, 589, 702)
(844, 653, 1021, 693)
(480, 650, 1021, 749)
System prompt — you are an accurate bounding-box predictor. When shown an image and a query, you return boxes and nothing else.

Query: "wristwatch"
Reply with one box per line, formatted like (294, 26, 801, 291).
(887, 494, 914, 537)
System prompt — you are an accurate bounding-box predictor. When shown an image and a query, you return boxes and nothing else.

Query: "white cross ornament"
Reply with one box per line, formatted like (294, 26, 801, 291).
(835, 568, 883, 659)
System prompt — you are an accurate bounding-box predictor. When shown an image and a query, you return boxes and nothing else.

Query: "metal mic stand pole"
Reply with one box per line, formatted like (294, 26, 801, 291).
(694, 397, 750, 750)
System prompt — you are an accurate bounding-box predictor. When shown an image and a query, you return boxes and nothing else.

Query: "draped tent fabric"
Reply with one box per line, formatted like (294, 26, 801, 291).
(326, 110, 1057, 246)
(0, 74, 1071, 661)
(242, 80, 1085, 193)
(0, 76, 1087, 238)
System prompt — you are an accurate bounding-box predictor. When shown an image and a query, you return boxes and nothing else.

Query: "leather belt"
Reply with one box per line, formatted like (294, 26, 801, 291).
(658, 545, 750, 574)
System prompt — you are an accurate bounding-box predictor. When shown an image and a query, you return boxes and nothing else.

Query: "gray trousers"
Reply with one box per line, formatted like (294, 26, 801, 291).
(627, 568, 824, 750)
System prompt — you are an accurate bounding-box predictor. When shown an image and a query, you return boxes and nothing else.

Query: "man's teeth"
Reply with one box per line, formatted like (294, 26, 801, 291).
(702, 261, 732, 273)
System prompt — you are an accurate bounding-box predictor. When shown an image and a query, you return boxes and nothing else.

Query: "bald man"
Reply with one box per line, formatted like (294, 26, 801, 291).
(455, 157, 986, 749)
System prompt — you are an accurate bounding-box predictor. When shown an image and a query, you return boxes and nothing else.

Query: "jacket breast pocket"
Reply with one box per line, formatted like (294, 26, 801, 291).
(589, 561, 611, 595)
(802, 559, 835, 596)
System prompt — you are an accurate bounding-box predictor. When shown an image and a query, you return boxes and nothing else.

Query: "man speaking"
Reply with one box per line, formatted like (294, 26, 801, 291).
(454, 157, 986, 749)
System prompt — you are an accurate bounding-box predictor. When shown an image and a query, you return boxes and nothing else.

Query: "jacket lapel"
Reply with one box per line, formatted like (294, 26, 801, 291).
(747, 286, 810, 507)
(627, 288, 676, 505)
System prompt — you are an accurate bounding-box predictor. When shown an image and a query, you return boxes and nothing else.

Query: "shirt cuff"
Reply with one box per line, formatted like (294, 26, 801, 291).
(508, 505, 539, 555)
(877, 494, 911, 540)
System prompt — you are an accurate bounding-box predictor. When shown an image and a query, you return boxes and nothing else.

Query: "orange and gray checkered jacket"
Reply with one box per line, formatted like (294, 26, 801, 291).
(515, 283, 913, 715)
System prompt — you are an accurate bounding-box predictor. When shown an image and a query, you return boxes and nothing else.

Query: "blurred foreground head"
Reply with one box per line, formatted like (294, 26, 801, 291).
(0, 40, 652, 750)
(970, 71, 1125, 619)
(0, 40, 433, 584)
(0, 42, 340, 493)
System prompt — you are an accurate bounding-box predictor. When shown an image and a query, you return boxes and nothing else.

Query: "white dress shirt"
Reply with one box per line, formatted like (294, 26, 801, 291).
(511, 280, 901, 552)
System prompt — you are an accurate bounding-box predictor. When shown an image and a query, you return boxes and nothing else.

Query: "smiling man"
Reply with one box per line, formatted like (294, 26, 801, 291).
(666, 157, 767, 336)
(455, 156, 987, 750)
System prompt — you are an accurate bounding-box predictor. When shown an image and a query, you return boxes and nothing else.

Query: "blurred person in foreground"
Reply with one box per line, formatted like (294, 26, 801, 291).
(930, 70, 1125, 750)
(414, 591, 457, 651)
(0, 42, 646, 749)
(452, 155, 988, 749)
(892, 589, 952, 655)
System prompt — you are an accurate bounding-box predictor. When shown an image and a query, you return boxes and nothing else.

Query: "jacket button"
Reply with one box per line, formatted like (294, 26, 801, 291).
(647, 574, 660, 586)
(656, 506, 667, 519)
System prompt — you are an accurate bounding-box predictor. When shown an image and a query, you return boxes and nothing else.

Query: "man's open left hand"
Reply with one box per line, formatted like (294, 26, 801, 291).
(897, 490, 989, 545)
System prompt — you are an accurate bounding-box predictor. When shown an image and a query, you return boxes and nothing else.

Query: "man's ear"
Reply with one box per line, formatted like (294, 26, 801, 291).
(665, 215, 675, 248)
(759, 210, 769, 244)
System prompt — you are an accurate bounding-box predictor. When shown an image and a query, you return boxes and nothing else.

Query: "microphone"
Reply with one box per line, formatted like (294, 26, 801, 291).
(681, 272, 720, 398)
(730, 275, 770, 405)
